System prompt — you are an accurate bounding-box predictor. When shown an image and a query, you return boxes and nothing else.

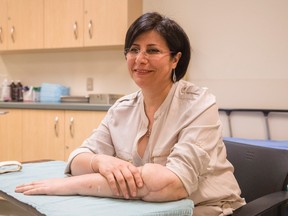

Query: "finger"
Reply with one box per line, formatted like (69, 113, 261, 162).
(113, 170, 130, 199)
(128, 165, 143, 188)
(15, 185, 28, 193)
(16, 181, 48, 193)
(23, 186, 47, 195)
(106, 173, 120, 197)
(123, 165, 142, 197)
(120, 167, 137, 198)
(15, 182, 38, 192)
(15, 184, 42, 194)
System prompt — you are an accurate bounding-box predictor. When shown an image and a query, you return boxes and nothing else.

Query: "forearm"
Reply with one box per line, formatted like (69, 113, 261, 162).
(69, 173, 116, 197)
(15, 173, 121, 197)
(76, 172, 148, 199)
(69, 169, 148, 199)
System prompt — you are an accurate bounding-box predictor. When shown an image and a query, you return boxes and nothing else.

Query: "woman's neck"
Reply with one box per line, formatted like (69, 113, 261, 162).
(142, 82, 173, 116)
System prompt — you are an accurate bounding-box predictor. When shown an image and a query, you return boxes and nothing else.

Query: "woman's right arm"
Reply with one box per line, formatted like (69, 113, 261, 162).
(71, 152, 144, 199)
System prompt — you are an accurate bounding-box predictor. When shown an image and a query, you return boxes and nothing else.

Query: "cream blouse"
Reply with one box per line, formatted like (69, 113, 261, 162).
(66, 80, 245, 215)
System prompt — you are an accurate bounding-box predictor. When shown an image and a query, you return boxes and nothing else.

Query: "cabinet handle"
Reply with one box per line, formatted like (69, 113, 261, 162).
(54, 116, 59, 137)
(88, 20, 93, 39)
(0, 27, 2, 43)
(10, 26, 15, 43)
(69, 117, 74, 138)
(73, 22, 78, 40)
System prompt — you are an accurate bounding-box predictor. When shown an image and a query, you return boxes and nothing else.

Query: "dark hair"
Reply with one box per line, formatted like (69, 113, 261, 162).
(124, 12, 191, 82)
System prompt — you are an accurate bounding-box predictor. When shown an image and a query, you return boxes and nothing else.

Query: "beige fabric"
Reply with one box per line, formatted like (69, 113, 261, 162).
(66, 80, 245, 215)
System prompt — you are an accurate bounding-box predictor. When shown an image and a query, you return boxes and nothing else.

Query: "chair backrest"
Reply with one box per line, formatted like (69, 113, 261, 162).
(224, 139, 288, 203)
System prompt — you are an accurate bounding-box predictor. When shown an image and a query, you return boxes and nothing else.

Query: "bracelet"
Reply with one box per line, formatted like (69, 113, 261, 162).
(90, 155, 98, 173)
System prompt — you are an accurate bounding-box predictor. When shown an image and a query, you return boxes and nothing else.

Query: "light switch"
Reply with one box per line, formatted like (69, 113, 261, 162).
(86, 77, 93, 91)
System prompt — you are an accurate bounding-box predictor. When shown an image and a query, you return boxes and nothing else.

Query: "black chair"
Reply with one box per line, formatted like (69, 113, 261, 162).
(224, 139, 288, 216)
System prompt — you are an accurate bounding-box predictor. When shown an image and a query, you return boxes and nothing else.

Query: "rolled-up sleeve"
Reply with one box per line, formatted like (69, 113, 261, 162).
(166, 104, 223, 196)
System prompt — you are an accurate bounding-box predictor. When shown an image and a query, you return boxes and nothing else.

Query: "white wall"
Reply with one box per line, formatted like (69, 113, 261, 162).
(0, 0, 287, 109)
(143, 0, 288, 109)
(0, 49, 137, 96)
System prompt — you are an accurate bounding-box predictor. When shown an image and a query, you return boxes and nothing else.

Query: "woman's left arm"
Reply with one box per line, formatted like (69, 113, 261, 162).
(137, 163, 188, 201)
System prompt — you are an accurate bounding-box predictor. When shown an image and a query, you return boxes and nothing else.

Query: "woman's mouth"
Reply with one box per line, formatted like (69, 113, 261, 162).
(133, 69, 152, 75)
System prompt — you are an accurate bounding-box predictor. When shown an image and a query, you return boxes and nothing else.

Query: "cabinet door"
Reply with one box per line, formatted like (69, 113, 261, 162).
(22, 110, 65, 161)
(0, 109, 22, 161)
(0, 0, 8, 51)
(84, 0, 142, 47)
(7, 0, 44, 50)
(64, 110, 106, 160)
(44, 0, 83, 48)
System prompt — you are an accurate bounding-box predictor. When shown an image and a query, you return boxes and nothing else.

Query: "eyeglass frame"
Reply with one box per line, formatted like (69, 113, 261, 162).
(124, 47, 176, 60)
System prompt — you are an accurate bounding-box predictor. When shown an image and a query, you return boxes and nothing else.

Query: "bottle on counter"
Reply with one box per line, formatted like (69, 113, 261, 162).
(16, 81, 23, 102)
(10, 81, 17, 102)
(10, 80, 24, 102)
(1, 79, 11, 102)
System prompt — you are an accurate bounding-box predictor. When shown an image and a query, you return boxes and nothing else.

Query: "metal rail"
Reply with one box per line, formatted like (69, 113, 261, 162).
(219, 108, 288, 140)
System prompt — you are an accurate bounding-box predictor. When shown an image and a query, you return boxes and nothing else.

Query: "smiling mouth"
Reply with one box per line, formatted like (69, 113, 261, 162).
(134, 69, 152, 75)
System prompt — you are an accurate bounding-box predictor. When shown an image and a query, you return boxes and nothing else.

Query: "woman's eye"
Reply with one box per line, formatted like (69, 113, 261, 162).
(146, 49, 160, 54)
(129, 47, 140, 54)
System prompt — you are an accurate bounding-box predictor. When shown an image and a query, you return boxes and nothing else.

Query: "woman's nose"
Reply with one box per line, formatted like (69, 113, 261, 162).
(135, 51, 148, 63)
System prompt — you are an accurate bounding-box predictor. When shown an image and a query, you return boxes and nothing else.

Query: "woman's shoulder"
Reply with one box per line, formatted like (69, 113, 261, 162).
(110, 90, 142, 108)
(173, 80, 218, 119)
(176, 80, 214, 101)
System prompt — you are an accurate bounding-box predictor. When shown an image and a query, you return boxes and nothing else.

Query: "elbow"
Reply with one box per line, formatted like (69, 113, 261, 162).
(141, 182, 188, 202)
(140, 164, 189, 202)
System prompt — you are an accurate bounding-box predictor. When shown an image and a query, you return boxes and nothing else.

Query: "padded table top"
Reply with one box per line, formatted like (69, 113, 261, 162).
(0, 161, 193, 216)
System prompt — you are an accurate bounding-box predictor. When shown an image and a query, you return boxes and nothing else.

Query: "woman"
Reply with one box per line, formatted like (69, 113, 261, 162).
(16, 12, 245, 215)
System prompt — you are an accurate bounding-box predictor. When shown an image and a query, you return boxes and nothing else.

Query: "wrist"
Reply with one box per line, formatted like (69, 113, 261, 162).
(90, 155, 98, 173)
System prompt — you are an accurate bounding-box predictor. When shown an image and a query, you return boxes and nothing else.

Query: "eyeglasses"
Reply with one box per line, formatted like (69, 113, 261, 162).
(125, 47, 175, 60)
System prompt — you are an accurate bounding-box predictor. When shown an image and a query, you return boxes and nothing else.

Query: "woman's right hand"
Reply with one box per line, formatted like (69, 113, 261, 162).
(91, 154, 143, 199)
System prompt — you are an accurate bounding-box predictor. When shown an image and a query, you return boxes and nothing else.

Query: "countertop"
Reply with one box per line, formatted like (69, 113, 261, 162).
(0, 102, 111, 111)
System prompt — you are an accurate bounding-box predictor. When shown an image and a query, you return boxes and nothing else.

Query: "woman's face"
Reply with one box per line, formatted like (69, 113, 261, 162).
(126, 30, 181, 90)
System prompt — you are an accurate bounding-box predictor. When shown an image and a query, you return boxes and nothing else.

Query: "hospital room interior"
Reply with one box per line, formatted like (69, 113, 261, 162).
(0, 0, 287, 215)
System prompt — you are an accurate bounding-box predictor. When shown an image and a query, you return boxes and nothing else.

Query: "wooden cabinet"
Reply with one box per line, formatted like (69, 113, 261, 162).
(64, 110, 106, 160)
(0, 0, 8, 50)
(83, 0, 142, 47)
(44, 0, 142, 49)
(22, 110, 65, 161)
(0, 0, 44, 51)
(21, 109, 106, 161)
(44, 0, 84, 48)
(1, 0, 142, 51)
(0, 109, 22, 161)
(0, 109, 106, 162)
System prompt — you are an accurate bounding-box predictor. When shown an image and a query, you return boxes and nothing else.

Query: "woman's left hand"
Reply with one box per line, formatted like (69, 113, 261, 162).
(15, 178, 74, 195)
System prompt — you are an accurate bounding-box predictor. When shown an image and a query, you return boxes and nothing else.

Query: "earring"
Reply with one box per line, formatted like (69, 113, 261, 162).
(172, 69, 177, 83)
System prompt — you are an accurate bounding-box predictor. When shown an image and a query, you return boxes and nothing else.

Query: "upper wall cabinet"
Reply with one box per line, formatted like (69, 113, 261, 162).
(0, 0, 8, 50)
(0, 0, 142, 51)
(0, 0, 44, 51)
(44, 0, 84, 48)
(83, 0, 142, 47)
(44, 0, 143, 49)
